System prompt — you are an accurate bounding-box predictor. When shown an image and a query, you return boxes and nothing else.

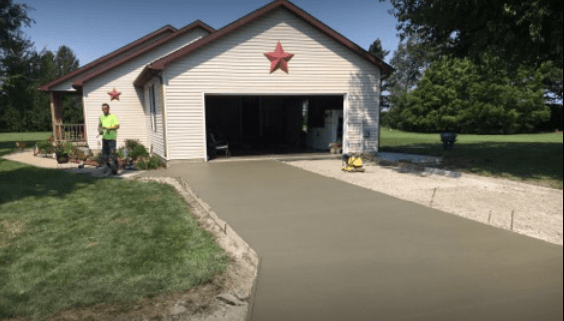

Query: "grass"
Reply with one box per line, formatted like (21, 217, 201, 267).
(0, 132, 227, 320)
(380, 127, 564, 189)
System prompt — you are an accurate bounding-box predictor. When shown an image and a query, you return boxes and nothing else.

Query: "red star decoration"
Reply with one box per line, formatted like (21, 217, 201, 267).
(108, 88, 121, 101)
(264, 42, 294, 74)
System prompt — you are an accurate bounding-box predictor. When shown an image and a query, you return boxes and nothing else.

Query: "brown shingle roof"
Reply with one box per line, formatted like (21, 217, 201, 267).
(71, 21, 215, 90)
(38, 25, 177, 92)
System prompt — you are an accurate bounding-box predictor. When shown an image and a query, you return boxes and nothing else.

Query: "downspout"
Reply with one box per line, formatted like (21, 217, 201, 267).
(378, 73, 382, 155)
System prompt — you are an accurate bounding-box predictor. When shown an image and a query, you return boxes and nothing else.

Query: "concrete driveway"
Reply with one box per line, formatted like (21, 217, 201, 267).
(138, 160, 563, 321)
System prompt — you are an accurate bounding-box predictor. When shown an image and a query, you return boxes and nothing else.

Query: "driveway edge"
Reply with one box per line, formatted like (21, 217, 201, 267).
(128, 175, 261, 321)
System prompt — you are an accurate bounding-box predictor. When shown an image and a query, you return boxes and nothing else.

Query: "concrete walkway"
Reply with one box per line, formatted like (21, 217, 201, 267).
(138, 160, 563, 321)
(2, 149, 143, 178)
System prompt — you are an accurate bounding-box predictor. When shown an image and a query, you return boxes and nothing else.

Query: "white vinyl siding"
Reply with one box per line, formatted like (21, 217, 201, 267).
(165, 8, 381, 160)
(144, 78, 166, 157)
(82, 28, 210, 153)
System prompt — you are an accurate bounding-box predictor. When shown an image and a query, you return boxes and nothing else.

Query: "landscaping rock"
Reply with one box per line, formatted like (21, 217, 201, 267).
(169, 304, 188, 315)
(216, 293, 247, 306)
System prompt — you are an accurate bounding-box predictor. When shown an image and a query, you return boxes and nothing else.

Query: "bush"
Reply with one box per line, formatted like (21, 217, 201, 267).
(136, 156, 149, 170)
(91, 152, 102, 164)
(35, 141, 53, 154)
(147, 156, 163, 169)
(125, 139, 142, 150)
(130, 144, 149, 159)
(116, 146, 127, 159)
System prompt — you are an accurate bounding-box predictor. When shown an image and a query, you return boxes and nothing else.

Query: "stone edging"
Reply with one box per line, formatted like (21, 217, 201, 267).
(126, 176, 260, 321)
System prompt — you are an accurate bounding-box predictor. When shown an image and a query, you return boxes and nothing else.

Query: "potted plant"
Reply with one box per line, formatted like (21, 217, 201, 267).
(54, 142, 71, 164)
(329, 142, 342, 154)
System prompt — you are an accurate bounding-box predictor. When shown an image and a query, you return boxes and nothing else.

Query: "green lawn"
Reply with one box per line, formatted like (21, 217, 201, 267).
(380, 127, 564, 189)
(0, 132, 227, 320)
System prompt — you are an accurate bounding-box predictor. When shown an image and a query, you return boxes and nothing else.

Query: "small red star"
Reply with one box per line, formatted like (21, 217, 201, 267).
(108, 88, 121, 101)
(264, 42, 294, 74)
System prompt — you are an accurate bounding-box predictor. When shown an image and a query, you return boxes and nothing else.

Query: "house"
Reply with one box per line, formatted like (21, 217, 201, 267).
(39, 0, 394, 163)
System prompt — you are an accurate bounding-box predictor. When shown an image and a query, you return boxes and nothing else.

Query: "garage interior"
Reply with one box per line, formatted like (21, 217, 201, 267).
(205, 95, 344, 159)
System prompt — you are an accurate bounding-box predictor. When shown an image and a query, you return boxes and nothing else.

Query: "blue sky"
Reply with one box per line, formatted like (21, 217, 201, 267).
(21, 0, 401, 66)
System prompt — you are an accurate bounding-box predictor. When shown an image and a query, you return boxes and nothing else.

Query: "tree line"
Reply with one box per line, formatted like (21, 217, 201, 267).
(370, 0, 563, 134)
(0, 0, 81, 132)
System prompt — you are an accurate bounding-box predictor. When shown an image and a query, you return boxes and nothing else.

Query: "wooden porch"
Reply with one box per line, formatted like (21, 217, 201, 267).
(50, 91, 87, 146)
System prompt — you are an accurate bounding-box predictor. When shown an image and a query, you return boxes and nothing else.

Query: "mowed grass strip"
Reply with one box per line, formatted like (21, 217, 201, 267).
(0, 133, 227, 320)
(380, 127, 563, 189)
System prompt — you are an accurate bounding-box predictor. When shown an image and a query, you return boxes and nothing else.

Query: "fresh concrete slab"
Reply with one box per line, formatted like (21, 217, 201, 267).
(138, 160, 562, 321)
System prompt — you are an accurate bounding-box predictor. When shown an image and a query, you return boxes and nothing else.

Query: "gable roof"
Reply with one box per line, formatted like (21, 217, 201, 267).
(134, 0, 394, 87)
(38, 25, 178, 92)
(71, 20, 215, 90)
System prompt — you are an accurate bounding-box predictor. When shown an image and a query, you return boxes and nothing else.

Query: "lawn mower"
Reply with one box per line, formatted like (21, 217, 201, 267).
(342, 153, 365, 172)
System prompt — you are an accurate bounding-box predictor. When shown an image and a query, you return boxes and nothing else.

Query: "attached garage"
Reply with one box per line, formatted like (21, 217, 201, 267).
(205, 95, 343, 158)
(39, 0, 393, 164)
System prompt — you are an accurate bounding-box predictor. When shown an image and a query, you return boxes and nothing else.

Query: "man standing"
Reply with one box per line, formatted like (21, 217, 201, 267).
(98, 103, 120, 175)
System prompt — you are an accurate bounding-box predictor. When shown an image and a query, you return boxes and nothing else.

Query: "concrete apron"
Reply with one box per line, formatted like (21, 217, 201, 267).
(137, 160, 563, 321)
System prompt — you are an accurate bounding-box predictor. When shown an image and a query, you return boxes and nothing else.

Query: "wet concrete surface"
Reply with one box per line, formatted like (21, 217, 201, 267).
(138, 160, 563, 321)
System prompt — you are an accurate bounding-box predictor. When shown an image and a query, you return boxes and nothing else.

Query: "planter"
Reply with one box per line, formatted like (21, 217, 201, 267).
(56, 154, 69, 164)
(440, 132, 457, 150)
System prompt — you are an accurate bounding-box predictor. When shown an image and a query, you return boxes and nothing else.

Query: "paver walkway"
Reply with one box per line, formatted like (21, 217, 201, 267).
(137, 160, 563, 321)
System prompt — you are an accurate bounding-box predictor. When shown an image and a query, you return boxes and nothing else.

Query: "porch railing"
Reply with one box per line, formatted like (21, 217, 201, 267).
(54, 123, 85, 143)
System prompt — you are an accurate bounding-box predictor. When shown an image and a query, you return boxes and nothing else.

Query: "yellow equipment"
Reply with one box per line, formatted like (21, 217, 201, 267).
(342, 154, 365, 172)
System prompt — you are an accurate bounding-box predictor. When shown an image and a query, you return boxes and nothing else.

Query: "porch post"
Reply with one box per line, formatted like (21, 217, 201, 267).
(50, 92, 63, 142)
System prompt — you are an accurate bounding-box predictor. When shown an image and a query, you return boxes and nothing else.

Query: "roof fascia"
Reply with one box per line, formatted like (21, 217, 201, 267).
(73, 21, 215, 90)
(39, 25, 177, 92)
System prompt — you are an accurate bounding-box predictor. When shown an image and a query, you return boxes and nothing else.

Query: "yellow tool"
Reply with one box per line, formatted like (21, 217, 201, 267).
(342, 154, 365, 172)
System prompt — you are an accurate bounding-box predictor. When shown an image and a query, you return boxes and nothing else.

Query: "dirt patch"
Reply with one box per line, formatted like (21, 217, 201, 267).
(286, 159, 563, 246)
(0, 219, 26, 249)
(113, 217, 132, 224)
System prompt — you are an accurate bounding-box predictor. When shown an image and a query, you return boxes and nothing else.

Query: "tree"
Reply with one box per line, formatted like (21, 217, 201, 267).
(0, 0, 35, 131)
(54, 45, 79, 78)
(368, 38, 390, 60)
(386, 33, 435, 95)
(388, 56, 550, 134)
(384, 0, 564, 70)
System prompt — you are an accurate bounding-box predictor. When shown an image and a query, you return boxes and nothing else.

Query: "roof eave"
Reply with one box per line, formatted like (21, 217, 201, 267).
(39, 25, 177, 92)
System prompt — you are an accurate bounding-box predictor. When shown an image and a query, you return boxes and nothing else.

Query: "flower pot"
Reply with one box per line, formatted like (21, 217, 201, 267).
(330, 147, 336, 154)
(56, 154, 69, 164)
(337, 148, 342, 154)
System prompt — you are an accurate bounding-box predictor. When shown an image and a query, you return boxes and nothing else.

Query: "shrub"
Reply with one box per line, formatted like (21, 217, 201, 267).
(116, 146, 127, 159)
(35, 141, 53, 154)
(91, 152, 102, 164)
(136, 156, 149, 170)
(130, 144, 149, 159)
(147, 155, 163, 169)
(125, 139, 142, 150)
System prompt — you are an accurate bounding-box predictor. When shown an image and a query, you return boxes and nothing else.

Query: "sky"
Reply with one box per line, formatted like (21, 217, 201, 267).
(20, 0, 401, 67)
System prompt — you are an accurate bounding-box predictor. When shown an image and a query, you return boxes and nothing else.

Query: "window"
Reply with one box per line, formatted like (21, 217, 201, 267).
(149, 84, 157, 131)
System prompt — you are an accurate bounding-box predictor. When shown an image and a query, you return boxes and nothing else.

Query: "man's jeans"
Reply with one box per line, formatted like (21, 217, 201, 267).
(101, 139, 117, 168)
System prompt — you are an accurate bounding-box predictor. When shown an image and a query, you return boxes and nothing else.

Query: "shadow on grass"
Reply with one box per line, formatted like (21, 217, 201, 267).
(0, 141, 106, 205)
(381, 142, 563, 189)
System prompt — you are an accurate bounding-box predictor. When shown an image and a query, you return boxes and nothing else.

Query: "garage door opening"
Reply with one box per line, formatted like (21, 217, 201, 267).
(205, 95, 344, 159)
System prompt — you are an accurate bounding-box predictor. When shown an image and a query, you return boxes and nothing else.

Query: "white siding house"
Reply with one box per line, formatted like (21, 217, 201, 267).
(41, 0, 393, 164)
(162, 8, 382, 160)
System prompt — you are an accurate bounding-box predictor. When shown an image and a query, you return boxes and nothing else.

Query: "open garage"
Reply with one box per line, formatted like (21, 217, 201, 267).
(205, 95, 344, 158)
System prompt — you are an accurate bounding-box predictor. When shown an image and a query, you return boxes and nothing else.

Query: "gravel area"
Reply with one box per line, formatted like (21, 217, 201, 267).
(285, 159, 563, 246)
